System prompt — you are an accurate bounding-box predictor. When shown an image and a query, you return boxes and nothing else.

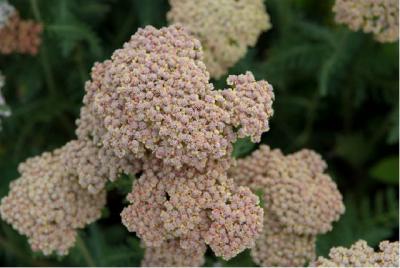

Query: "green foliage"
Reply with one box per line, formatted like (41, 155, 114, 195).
(369, 156, 399, 185)
(317, 188, 399, 257)
(0, 0, 398, 266)
(232, 137, 257, 158)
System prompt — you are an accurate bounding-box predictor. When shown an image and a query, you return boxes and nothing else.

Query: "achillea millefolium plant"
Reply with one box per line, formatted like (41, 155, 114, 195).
(0, 0, 398, 267)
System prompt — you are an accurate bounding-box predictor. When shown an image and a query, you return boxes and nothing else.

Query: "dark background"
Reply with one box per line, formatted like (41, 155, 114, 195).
(0, 0, 398, 266)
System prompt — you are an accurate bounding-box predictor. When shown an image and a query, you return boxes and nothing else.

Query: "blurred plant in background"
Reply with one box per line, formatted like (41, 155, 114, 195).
(0, 0, 42, 55)
(0, 70, 11, 130)
(0, 0, 398, 266)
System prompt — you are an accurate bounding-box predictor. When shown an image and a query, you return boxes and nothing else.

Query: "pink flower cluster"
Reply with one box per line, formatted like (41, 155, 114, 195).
(0, 146, 106, 255)
(84, 25, 274, 172)
(229, 145, 345, 266)
(0, 2, 42, 55)
(120, 154, 263, 264)
(312, 240, 399, 267)
(1, 24, 274, 263)
(167, 0, 271, 78)
(333, 0, 398, 43)
(97, 25, 271, 263)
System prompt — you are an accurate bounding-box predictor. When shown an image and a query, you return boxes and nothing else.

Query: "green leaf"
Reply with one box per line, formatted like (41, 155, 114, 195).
(221, 250, 256, 267)
(387, 105, 399, 144)
(334, 133, 372, 167)
(317, 189, 399, 257)
(232, 137, 256, 158)
(254, 189, 265, 208)
(369, 156, 399, 185)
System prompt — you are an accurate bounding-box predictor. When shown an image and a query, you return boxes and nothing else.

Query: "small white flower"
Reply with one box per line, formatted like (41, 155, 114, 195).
(0, 1, 15, 29)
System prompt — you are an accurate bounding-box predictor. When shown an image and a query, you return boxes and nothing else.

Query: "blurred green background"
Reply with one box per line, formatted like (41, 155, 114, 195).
(0, 0, 398, 266)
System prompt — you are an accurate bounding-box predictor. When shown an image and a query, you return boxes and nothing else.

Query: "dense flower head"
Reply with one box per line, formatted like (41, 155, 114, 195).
(0, 6, 42, 55)
(81, 27, 272, 261)
(251, 212, 316, 267)
(167, 0, 271, 78)
(84, 25, 274, 171)
(333, 0, 399, 43)
(0, 147, 106, 255)
(141, 239, 207, 267)
(312, 240, 399, 267)
(221, 72, 274, 142)
(121, 155, 264, 260)
(229, 145, 345, 266)
(0, 70, 11, 130)
(230, 145, 344, 235)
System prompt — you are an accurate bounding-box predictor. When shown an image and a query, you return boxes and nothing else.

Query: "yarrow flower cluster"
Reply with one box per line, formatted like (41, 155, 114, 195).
(98, 25, 272, 263)
(167, 0, 271, 78)
(0, 146, 106, 255)
(0, 25, 274, 264)
(312, 240, 399, 267)
(0, 1, 42, 55)
(229, 145, 345, 266)
(333, 0, 399, 43)
(0, 70, 11, 130)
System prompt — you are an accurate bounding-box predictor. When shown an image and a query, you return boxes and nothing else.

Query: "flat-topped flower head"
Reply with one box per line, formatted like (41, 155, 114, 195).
(230, 145, 344, 235)
(333, 0, 399, 43)
(168, 0, 271, 78)
(85, 25, 274, 171)
(121, 155, 264, 260)
(0, 147, 106, 255)
(230, 145, 345, 266)
(312, 240, 399, 267)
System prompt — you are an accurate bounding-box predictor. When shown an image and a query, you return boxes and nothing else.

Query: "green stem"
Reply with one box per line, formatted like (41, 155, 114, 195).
(76, 235, 96, 267)
(0, 235, 51, 266)
(113, 4, 137, 47)
(29, 0, 57, 97)
(294, 91, 319, 148)
(75, 45, 89, 84)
